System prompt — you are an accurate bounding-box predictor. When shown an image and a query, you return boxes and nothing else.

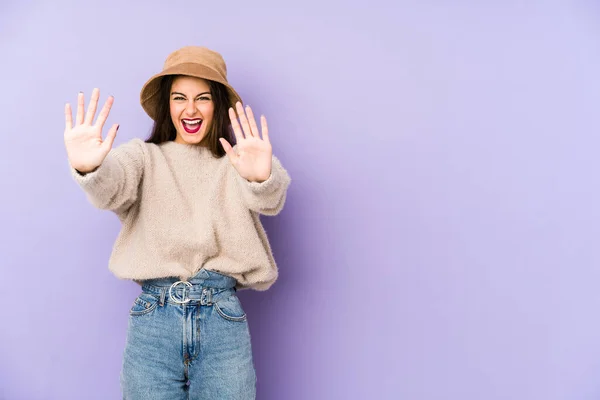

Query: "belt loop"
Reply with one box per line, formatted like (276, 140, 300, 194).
(159, 287, 166, 307)
(201, 288, 213, 306)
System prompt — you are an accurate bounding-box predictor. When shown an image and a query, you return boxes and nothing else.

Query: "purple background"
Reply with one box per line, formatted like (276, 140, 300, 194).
(1, 1, 600, 399)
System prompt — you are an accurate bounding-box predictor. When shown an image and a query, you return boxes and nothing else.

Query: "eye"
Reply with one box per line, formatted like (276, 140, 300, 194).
(173, 96, 185, 101)
(198, 96, 211, 101)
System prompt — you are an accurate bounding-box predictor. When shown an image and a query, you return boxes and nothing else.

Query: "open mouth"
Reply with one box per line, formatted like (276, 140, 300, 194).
(182, 118, 203, 134)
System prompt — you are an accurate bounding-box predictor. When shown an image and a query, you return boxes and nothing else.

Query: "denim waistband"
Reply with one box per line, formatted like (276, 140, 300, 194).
(140, 268, 237, 289)
(138, 268, 237, 305)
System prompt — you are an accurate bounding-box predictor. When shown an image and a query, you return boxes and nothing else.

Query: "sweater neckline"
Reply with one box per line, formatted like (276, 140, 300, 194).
(160, 140, 216, 158)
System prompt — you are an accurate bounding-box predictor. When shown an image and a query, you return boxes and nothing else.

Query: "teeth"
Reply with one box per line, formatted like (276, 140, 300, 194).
(184, 119, 202, 125)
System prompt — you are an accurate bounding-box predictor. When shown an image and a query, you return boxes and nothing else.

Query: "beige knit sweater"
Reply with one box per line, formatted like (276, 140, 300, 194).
(70, 138, 291, 291)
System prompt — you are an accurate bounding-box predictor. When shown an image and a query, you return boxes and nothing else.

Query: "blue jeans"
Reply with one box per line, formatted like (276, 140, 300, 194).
(120, 269, 257, 399)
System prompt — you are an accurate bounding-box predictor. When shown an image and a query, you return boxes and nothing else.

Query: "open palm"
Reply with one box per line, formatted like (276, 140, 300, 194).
(220, 102, 272, 183)
(64, 88, 119, 173)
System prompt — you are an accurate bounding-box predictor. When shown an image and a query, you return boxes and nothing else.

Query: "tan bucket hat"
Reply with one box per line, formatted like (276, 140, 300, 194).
(140, 46, 243, 120)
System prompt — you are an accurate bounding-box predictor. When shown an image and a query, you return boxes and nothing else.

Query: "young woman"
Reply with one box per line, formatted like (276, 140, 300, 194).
(64, 46, 291, 399)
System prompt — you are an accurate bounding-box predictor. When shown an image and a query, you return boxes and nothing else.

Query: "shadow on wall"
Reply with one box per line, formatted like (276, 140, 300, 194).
(238, 175, 326, 396)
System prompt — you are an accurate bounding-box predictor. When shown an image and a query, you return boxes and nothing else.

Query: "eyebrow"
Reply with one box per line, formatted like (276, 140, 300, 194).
(171, 91, 211, 97)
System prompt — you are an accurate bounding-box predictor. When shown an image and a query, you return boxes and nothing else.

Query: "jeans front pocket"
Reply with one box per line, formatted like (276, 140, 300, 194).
(129, 292, 159, 316)
(214, 294, 247, 322)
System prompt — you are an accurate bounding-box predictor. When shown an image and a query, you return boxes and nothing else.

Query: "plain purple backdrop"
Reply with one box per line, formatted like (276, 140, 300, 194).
(1, 1, 600, 399)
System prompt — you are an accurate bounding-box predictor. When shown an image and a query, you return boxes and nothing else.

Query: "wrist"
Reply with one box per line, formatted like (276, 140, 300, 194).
(74, 165, 99, 176)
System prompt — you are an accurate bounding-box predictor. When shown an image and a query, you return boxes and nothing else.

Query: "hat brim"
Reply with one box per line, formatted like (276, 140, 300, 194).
(140, 62, 243, 120)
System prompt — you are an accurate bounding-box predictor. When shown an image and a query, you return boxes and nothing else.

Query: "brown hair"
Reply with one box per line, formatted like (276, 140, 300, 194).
(145, 75, 235, 158)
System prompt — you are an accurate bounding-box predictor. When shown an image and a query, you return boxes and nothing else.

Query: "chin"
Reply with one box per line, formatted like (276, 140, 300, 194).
(176, 131, 205, 145)
(185, 136, 204, 144)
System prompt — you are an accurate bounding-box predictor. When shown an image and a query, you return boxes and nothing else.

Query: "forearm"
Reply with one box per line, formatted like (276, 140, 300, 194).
(236, 155, 291, 216)
(70, 139, 144, 212)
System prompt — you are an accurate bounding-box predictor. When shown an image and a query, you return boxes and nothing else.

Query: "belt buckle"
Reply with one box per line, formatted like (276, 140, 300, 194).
(169, 281, 193, 304)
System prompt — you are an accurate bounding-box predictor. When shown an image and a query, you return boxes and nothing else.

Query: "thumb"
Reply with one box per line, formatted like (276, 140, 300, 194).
(102, 124, 119, 153)
(219, 138, 237, 163)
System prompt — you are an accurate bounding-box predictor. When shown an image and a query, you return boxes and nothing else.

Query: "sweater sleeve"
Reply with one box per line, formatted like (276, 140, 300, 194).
(69, 138, 145, 214)
(235, 154, 291, 216)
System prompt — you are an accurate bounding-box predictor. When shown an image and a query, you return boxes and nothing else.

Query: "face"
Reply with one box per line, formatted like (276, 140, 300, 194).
(170, 76, 214, 145)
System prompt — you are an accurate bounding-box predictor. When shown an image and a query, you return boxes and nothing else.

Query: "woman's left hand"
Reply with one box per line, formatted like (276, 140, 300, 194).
(220, 102, 273, 183)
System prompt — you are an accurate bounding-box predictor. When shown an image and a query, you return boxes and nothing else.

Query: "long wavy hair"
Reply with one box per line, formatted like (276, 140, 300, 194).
(145, 75, 235, 158)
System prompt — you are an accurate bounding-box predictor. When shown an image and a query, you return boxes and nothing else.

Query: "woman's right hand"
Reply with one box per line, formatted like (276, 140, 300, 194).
(64, 88, 119, 174)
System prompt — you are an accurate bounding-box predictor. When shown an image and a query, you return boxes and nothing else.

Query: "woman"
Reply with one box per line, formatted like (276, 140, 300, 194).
(64, 46, 291, 399)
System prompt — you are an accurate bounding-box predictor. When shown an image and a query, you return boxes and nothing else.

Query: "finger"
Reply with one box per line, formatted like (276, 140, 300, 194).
(245, 105, 260, 139)
(102, 123, 119, 152)
(229, 107, 245, 143)
(236, 102, 254, 137)
(65, 103, 73, 131)
(261, 115, 270, 144)
(219, 138, 237, 162)
(95, 95, 114, 128)
(76, 92, 85, 125)
(85, 88, 100, 125)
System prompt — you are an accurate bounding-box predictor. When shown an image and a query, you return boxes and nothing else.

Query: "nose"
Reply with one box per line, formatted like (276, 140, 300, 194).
(185, 100, 197, 116)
